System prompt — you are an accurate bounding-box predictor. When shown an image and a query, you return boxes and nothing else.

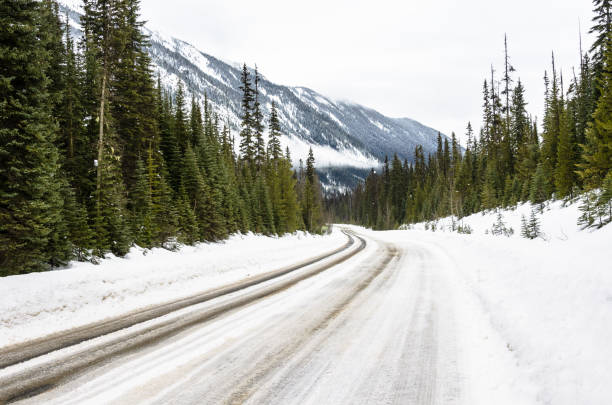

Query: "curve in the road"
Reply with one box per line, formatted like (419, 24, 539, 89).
(0, 230, 366, 403)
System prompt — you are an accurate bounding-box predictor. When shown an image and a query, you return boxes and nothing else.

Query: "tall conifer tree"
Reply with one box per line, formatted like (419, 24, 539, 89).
(0, 0, 68, 274)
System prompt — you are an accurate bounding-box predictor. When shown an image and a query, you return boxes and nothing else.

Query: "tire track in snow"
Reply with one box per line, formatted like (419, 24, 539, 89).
(9, 229, 465, 405)
(0, 232, 364, 403)
(224, 244, 400, 404)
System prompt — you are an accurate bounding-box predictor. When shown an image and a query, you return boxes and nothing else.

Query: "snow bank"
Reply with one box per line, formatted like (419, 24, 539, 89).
(363, 199, 612, 405)
(406, 199, 587, 241)
(0, 229, 347, 347)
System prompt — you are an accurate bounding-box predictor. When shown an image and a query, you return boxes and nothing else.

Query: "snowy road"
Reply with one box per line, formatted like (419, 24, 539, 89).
(3, 228, 532, 404)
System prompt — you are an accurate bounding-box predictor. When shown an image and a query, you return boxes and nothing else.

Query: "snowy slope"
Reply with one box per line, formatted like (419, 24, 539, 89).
(56, 1, 445, 188)
(354, 199, 612, 405)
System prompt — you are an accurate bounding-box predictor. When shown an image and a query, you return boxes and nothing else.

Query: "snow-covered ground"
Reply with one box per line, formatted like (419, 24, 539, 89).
(2, 200, 610, 404)
(0, 230, 346, 348)
(353, 198, 612, 405)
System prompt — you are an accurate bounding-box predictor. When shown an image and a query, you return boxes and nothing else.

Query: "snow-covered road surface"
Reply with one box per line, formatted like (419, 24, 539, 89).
(4, 227, 536, 404)
(0, 233, 355, 370)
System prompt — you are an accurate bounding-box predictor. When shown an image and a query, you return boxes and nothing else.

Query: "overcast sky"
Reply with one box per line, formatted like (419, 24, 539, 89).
(142, 0, 594, 145)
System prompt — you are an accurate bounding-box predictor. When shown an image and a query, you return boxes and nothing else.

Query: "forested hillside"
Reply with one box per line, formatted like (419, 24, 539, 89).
(56, 0, 447, 191)
(327, 1, 612, 231)
(0, 0, 323, 276)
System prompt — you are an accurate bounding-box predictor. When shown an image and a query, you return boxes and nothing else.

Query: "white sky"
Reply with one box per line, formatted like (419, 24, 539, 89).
(141, 0, 594, 145)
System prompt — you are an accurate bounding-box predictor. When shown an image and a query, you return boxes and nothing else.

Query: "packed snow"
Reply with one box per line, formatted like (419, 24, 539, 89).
(353, 198, 612, 405)
(0, 230, 346, 347)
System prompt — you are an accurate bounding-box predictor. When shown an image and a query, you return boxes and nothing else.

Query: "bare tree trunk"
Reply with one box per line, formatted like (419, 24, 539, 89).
(95, 0, 113, 214)
(68, 97, 74, 158)
(96, 70, 107, 211)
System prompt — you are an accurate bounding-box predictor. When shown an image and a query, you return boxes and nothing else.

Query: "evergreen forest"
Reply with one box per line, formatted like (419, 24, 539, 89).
(0, 0, 324, 276)
(326, 0, 612, 232)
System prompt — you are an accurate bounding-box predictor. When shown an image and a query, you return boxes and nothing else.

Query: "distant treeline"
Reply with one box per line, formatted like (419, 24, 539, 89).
(0, 0, 323, 276)
(326, 1, 612, 230)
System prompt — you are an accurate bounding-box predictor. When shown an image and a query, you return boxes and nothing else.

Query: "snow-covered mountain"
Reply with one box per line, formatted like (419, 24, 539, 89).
(58, 1, 446, 189)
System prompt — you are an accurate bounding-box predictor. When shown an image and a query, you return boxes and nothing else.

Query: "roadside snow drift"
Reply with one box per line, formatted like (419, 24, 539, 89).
(357, 198, 612, 405)
(0, 230, 347, 347)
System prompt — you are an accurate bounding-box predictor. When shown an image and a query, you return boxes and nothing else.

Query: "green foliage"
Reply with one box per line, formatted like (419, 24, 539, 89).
(491, 212, 514, 237)
(0, 0, 67, 274)
(579, 29, 612, 190)
(130, 158, 154, 247)
(252, 67, 266, 170)
(254, 176, 276, 235)
(93, 142, 131, 257)
(151, 165, 178, 245)
(239, 64, 255, 163)
(62, 183, 92, 261)
(300, 148, 323, 232)
(267, 102, 283, 161)
(598, 171, 612, 224)
(176, 186, 199, 244)
(520, 209, 541, 239)
(326, 25, 610, 231)
(589, 0, 612, 96)
(578, 172, 612, 229)
(456, 223, 473, 234)
(0, 0, 316, 277)
(578, 190, 599, 228)
(278, 158, 300, 233)
(555, 105, 577, 198)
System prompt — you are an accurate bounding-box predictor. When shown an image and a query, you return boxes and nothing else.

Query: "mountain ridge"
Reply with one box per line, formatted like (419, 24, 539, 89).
(58, 1, 447, 189)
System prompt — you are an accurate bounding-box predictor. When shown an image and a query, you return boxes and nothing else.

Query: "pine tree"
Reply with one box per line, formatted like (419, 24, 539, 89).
(174, 81, 188, 153)
(278, 158, 300, 233)
(491, 211, 513, 236)
(511, 80, 530, 172)
(111, 0, 158, 192)
(181, 145, 225, 241)
(152, 165, 178, 245)
(589, 0, 612, 97)
(267, 101, 283, 161)
(40, 0, 65, 113)
(130, 158, 153, 247)
(0, 0, 68, 274)
(597, 171, 612, 224)
(578, 190, 598, 228)
(62, 183, 92, 261)
(530, 163, 548, 211)
(252, 66, 266, 169)
(540, 58, 563, 198)
(177, 186, 199, 244)
(555, 101, 577, 198)
(80, 0, 133, 256)
(239, 64, 255, 163)
(159, 86, 180, 191)
(302, 148, 323, 232)
(520, 214, 529, 237)
(58, 15, 89, 200)
(254, 176, 275, 234)
(579, 33, 612, 189)
(482, 81, 492, 145)
(520, 208, 541, 239)
(481, 158, 498, 209)
(92, 141, 131, 256)
(576, 53, 596, 147)
(190, 95, 203, 148)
